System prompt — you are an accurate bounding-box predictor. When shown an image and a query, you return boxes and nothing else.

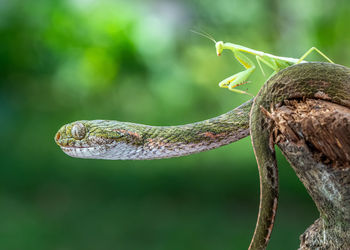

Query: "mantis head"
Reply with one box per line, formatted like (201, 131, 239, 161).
(215, 41, 224, 56)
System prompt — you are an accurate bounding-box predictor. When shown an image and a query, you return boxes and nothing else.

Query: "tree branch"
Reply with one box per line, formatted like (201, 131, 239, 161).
(269, 99, 350, 249)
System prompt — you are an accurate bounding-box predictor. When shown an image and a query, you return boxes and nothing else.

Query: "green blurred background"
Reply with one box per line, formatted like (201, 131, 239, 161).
(1, 0, 350, 249)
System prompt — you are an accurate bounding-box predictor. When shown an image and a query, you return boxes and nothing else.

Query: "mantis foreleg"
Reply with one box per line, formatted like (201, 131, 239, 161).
(218, 50, 255, 96)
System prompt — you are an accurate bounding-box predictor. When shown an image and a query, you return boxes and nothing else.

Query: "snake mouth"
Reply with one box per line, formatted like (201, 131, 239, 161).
(59, 145, 106, 158)
(59, 145, 95, 149)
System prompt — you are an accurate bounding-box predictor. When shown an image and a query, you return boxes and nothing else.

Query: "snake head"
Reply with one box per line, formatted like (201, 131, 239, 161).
(55, 120, 129, 159)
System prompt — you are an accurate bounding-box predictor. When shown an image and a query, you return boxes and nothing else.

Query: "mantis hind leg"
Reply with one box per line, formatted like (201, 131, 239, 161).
(297, 47, 334, 64)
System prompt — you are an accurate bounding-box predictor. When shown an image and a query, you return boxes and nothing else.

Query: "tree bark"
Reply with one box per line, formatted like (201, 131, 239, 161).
(268, 99, 350, 249)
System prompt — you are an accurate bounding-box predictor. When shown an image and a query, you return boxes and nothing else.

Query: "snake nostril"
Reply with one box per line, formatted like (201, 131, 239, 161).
(55, 132, 61, 142)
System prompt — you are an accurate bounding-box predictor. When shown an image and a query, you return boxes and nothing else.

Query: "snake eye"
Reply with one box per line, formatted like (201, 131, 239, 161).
(71, 122, 86, 140)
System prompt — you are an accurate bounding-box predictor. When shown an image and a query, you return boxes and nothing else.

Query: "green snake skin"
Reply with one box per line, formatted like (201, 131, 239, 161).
(55, 62, 350, 249)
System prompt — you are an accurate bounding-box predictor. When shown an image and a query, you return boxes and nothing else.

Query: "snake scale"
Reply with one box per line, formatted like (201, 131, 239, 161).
(55, 62, 350, 249)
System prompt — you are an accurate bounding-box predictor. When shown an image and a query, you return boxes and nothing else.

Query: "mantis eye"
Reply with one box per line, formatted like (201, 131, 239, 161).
(71, 122, 86, 140)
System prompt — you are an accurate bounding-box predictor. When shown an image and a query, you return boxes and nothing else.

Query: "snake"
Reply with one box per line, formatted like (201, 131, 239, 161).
(55, 62, 350, 249)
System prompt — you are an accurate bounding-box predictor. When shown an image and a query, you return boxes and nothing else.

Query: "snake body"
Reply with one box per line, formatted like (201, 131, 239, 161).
(55, 62, 350, 249)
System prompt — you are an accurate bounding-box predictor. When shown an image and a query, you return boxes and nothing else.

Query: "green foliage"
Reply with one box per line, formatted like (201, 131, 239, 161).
(1, 0, 350, 249)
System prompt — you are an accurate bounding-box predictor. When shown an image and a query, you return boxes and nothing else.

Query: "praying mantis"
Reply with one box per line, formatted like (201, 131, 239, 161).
(192, 31, 334, 96)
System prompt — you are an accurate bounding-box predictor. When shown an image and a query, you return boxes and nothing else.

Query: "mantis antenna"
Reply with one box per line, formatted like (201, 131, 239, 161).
(190, 29, 217, 44)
